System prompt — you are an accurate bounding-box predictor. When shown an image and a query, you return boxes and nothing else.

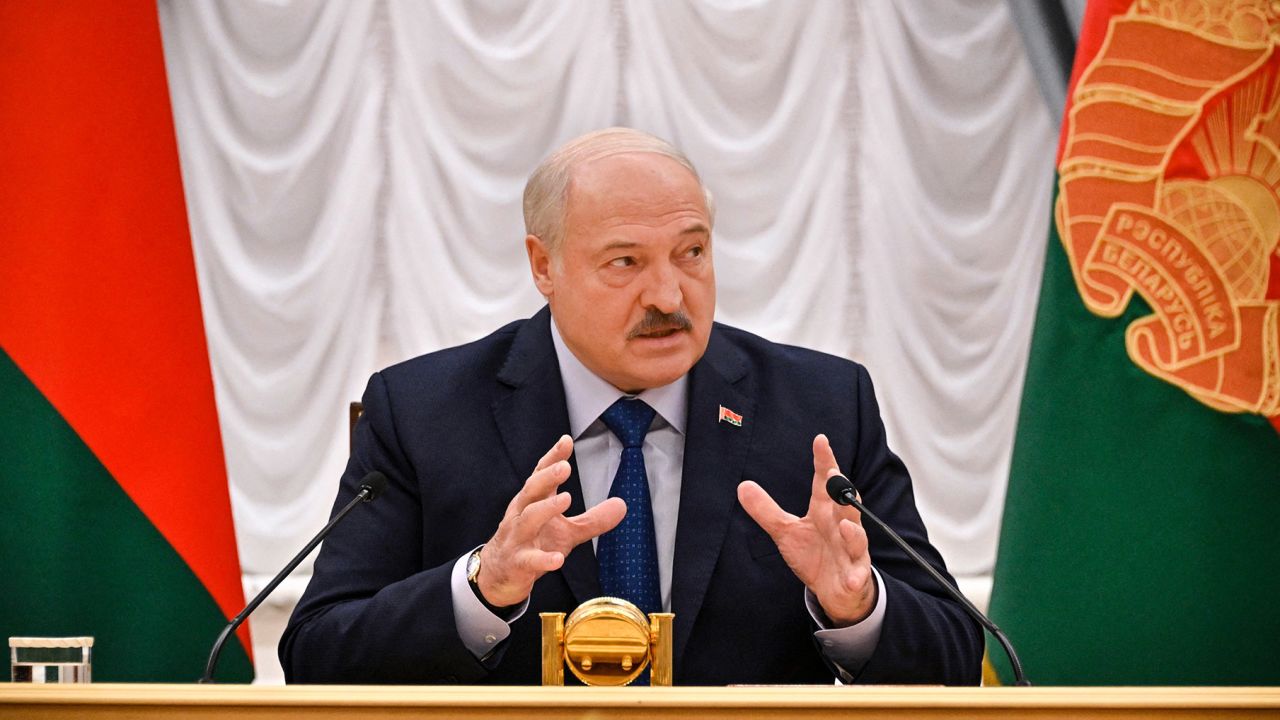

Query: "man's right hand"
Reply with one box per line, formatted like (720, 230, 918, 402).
(475, 435, 627, 608)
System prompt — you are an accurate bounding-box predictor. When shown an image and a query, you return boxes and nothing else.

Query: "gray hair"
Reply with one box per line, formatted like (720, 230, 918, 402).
(522, 127, 716, 255)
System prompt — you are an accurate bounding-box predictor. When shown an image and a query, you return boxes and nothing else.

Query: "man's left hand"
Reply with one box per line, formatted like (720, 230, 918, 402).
(737, 434, 876, 627)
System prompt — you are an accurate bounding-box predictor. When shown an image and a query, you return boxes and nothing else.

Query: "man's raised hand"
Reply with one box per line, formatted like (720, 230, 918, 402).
(475, 435, 627, 608)
(736, 434, 876, 626)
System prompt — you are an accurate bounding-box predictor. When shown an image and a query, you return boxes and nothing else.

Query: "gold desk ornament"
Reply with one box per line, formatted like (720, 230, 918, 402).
(540, 597, 673, 686)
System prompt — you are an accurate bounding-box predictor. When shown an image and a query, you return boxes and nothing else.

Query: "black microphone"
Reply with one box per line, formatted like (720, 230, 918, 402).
(825, 474, 1030, 686)
(199, 471, 389, 683)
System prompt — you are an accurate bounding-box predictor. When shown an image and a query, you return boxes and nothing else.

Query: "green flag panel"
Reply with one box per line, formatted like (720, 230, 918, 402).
(0, 348, 252, 683)
(991, 220, 1280, 686)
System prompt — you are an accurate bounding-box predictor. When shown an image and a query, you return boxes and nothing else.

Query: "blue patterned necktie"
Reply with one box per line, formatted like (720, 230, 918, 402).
(596, 397, 661, 618)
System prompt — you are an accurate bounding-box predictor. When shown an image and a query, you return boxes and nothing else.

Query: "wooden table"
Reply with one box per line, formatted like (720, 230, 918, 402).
(2, 684, 1278, 719)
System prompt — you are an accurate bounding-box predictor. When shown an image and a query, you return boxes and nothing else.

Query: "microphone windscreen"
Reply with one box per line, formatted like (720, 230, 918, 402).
(359, 471, 389, 501)
(825, 473, 856, 504)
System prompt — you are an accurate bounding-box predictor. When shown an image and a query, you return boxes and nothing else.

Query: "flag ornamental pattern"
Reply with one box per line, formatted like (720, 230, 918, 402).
(1056, 0, 1280, 417)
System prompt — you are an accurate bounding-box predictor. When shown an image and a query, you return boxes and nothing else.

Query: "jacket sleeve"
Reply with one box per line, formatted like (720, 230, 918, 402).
(278, 371, 494, 684)
(843, 365, 984, 685)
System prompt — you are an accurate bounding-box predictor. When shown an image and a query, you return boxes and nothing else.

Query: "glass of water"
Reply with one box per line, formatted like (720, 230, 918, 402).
(9, 637, 93, 683)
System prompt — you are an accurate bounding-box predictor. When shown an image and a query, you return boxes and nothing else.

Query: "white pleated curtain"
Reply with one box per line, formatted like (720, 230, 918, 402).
(159, 0, 1053, 679)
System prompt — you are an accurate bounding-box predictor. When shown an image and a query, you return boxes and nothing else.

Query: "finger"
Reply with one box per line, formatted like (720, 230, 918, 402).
(511, 491, 573, 542)
(533, 435, 574, 474)
(809, 434, 841, 507)
(507, 459, 572, 517)
(563, 497, 627, 545)
(737, 480, 796, 540)
(510, 546, 567, 576)
(838, 518, 869, 561)
(507, 435, 572, 521)
(836, 520, 874, 607)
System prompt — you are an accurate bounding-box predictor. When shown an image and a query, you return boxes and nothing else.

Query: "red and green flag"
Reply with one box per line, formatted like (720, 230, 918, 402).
(991, 0, 1280, 684)
(0, 3, 251, 682)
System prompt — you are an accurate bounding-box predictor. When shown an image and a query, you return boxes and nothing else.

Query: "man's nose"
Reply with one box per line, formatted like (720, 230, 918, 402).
(640, 261, 683, 313)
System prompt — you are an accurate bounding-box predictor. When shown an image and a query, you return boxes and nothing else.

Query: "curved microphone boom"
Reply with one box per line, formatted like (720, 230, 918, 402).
(199, 471, 389, 683)
(825, 474, 1030, 687)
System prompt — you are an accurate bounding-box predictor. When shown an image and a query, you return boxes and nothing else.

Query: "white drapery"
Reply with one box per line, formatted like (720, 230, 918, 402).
(857, 2, 1053, 574)
(159, 0, 1054, 681)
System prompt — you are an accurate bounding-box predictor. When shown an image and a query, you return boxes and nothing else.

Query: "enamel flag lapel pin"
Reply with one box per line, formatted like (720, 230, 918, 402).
(718, 405, 743, 427)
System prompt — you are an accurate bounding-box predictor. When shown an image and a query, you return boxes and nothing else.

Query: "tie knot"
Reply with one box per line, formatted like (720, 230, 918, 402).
(600, 397, 656, 449)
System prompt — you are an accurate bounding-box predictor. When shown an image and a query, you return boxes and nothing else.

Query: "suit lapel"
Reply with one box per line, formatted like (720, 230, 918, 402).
(670, 327, 754, 666)
(492, 307, 600, 605)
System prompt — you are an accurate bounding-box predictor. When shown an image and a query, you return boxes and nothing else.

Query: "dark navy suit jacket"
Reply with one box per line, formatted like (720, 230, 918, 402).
(280, 307, 983, 685)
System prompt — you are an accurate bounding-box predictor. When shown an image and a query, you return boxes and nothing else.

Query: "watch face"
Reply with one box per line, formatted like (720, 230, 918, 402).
(466, 549, 481, 580)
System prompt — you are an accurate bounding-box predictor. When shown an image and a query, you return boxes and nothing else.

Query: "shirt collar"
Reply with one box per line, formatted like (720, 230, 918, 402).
(551, 317, 688, 439)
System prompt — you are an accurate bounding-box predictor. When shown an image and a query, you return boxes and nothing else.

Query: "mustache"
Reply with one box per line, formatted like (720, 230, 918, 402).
(627, 309, 693, 339)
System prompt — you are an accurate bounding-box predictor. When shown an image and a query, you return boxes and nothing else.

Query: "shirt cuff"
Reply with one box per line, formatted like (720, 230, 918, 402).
(450, 547, 529, 660)
(805, 566, 886, 682)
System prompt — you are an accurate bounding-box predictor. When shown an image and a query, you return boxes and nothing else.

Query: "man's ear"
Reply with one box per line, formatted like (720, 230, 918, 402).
(526, 234, 555, 298)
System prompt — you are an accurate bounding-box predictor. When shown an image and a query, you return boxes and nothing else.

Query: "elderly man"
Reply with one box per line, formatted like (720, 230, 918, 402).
(281, 128, 982, 685)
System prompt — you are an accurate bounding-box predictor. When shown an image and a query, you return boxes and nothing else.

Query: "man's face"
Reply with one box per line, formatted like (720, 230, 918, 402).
(527, 152, 716, 392)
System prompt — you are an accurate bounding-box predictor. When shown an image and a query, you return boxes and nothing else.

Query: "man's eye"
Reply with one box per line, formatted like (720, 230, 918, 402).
(609, 256, 635, 268)
(686, 245, 704, 258)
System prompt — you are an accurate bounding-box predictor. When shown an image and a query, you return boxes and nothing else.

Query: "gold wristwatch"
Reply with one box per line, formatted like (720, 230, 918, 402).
(466, 545, 512, 615)
(466, 545, 484, 585)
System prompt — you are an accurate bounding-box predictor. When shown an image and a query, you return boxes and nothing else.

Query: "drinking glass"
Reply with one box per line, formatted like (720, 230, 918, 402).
(9, 637, 93, 683)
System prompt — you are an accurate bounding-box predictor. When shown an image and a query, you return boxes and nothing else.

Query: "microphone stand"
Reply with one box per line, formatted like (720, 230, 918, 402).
(827, 475, 1031, 686)
(199, 473, 386, 683)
